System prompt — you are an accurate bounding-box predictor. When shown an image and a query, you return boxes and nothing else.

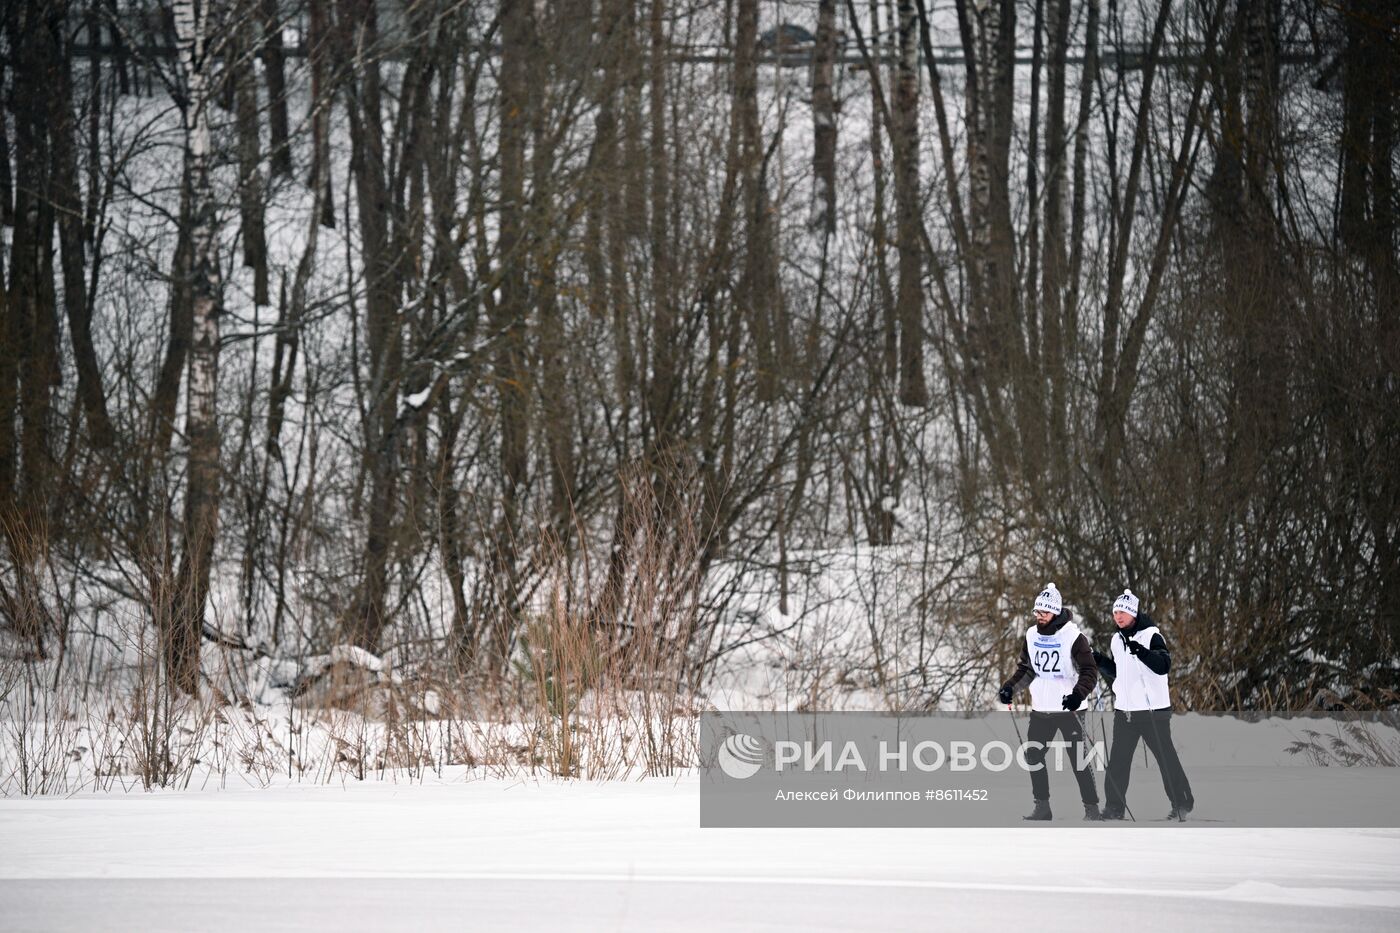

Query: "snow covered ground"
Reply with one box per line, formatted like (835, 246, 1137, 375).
(3, 774, 1399, 931)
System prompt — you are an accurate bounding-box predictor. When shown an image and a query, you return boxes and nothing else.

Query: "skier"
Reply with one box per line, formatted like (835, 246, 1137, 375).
(997, 583, 1103, 821)
(1092, 589, 1195, 821)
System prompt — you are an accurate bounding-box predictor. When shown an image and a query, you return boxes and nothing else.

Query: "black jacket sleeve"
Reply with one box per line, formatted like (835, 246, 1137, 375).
(1093, 647, 1117, 680)
(1070, 634, 1098, 701)
(1001, 642, 1035, 695)
(1137, 632, 1170, 676)
(1118, 624, 1171, 676)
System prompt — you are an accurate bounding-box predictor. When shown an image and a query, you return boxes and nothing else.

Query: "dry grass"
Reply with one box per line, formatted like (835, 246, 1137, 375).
(0, 465, 711, 795)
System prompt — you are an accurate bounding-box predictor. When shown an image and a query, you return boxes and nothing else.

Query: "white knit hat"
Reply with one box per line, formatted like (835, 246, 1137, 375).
(1112, 589, 1139, 617)
(1033, 583, 1062, 616)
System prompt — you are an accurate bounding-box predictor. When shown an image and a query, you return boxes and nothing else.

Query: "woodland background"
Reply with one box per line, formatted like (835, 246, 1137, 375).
(0, 0, 1396, 730)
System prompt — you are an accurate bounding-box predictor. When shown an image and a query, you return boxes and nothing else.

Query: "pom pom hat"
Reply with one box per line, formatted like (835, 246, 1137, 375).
(1113, 589, 1139, 618)
(1033, 583, 1062, 616)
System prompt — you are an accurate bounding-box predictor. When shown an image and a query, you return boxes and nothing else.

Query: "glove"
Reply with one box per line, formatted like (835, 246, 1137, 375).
(997, 685, 1014, 705)
(1061, 692, 1083, 711)
(1123, 637, 1146, 657)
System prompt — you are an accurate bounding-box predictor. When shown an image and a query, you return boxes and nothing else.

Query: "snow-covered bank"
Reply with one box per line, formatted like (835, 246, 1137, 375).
(2, 775, 1398, 931)
(2, 876, 1395, 933)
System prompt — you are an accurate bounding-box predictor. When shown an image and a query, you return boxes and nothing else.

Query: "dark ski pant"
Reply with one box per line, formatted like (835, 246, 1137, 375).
(1025, 711, 1099, 805)
(1105, 708, 1194, 810)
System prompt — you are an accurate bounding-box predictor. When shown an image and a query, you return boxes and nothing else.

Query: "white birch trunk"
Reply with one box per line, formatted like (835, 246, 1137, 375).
(171, 0, 222, 694)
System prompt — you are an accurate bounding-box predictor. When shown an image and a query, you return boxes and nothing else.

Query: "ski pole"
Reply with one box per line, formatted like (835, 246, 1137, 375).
(1068, 705, 1112, 822)
(1008, 703, 1025, 748)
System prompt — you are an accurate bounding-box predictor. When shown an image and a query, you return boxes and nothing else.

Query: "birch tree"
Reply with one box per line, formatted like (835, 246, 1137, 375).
(170, 0, 223, 694)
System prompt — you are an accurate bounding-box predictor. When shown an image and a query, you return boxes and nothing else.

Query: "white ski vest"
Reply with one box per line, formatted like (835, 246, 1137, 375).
(1025, 621, 1084, 712)
(1109, 626, 1171, 711)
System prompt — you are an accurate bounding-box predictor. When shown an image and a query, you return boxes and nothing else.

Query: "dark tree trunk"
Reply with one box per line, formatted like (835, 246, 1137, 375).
(484, 0, 535, 664)
(1040, 0, 1071, 477)
(260, 0, 293, 178)
(51, 17, 114, 449)
(892, 0, 928, 407)
(7, 3, 63, 513)
(810, 0, 838, 236)
(234, 5, 269, 306)
(735, 0, 776, 401)
(344, 0, 401, 654)
(646, 0, 677, 448)
(308, 0, 335, 228)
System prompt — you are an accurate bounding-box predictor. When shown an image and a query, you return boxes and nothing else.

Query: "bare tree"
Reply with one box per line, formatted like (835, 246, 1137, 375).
(1, 0, 1394, 714)
(810, 0, 838, 236)
(892, 0, 928, 408)
(481, 0, 535, 664)
(169, 0, 224, 693)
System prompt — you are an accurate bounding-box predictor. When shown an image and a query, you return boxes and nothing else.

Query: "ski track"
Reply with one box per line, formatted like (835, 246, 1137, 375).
(2, 774, 1399, 930)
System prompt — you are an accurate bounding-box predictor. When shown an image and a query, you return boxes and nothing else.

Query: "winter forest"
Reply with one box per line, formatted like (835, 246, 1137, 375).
(0, 0, 1397, 791)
